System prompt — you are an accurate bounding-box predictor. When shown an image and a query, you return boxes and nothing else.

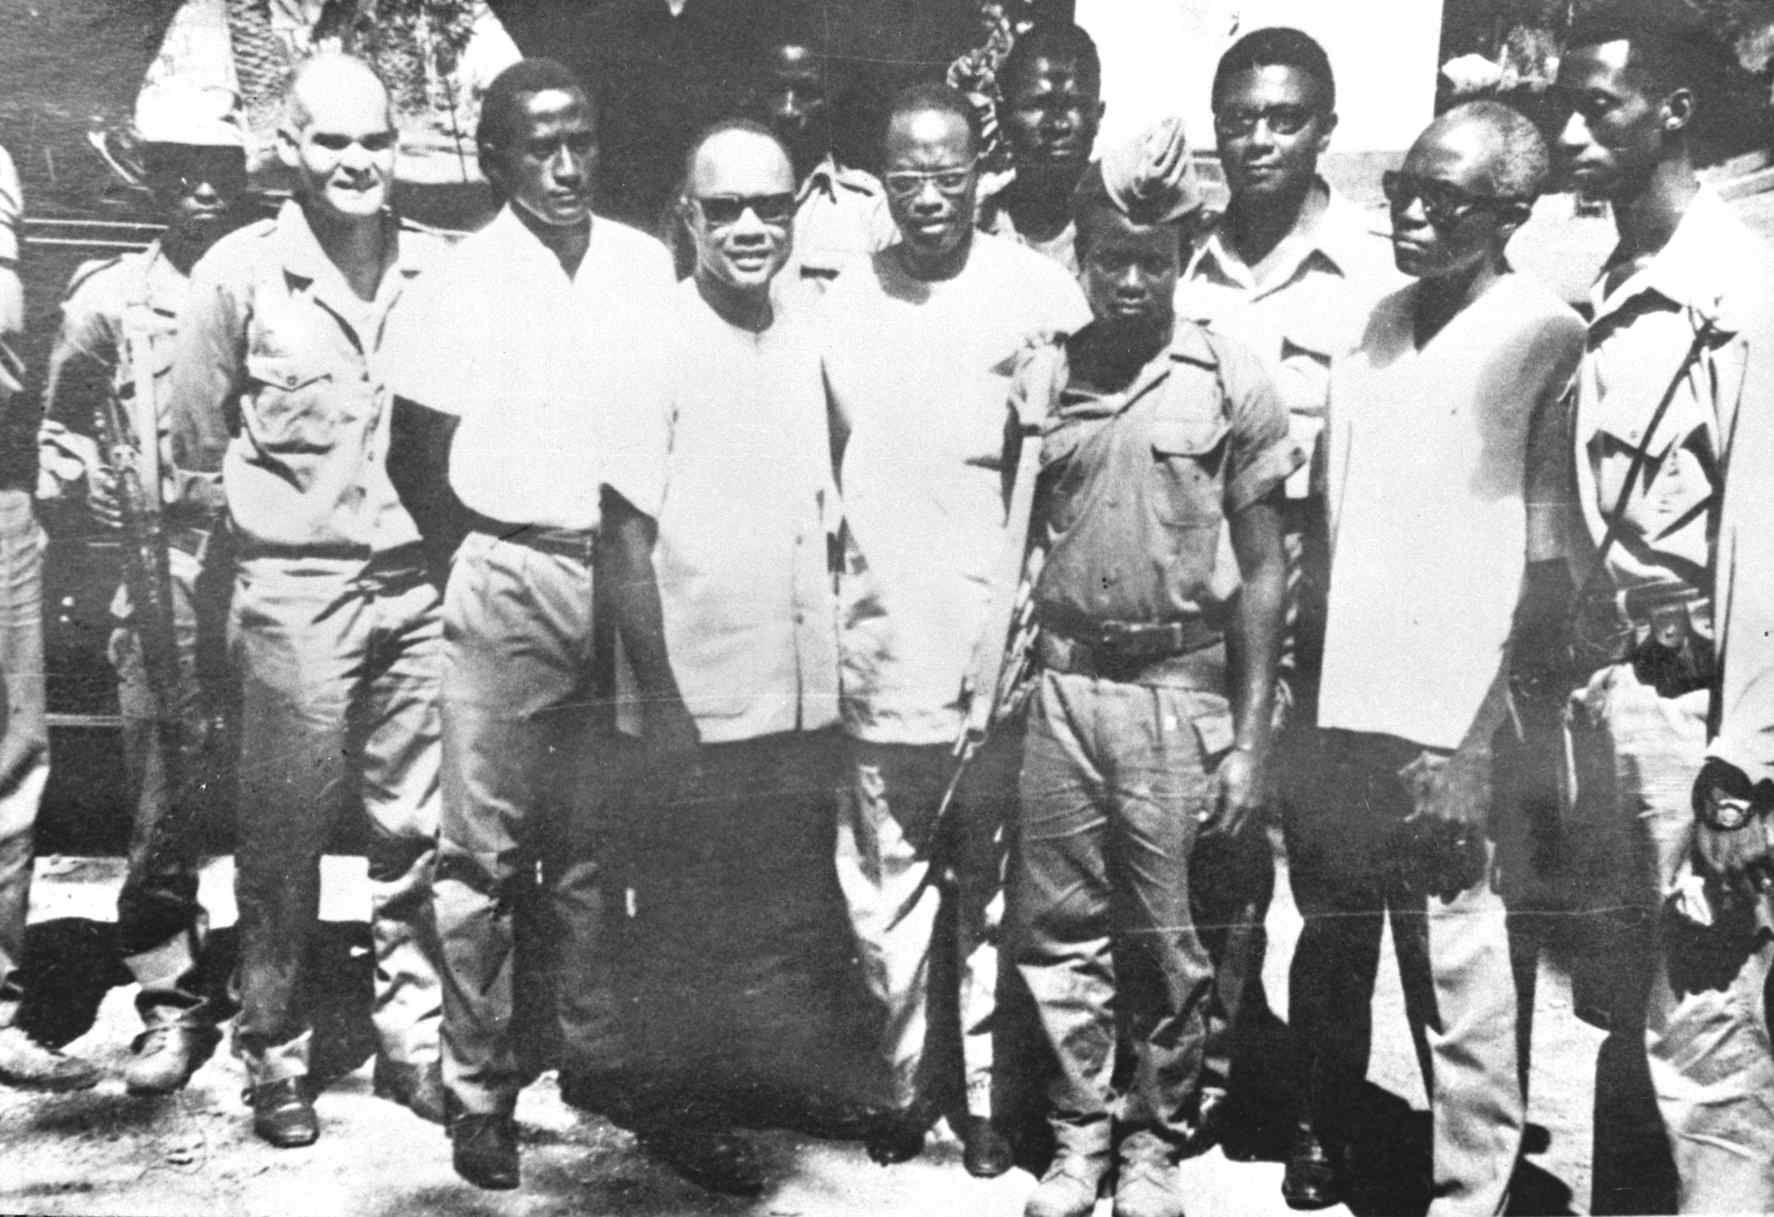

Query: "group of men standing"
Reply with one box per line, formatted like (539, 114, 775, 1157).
(0, 3, 1770, 1216)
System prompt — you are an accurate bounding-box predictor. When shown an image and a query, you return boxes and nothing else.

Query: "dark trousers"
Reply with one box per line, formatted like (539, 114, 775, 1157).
(1012, 668, 1222, 1158)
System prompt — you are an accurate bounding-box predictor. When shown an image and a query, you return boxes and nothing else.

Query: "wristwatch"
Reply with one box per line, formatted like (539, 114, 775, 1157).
(1700, 794, 1756, 832)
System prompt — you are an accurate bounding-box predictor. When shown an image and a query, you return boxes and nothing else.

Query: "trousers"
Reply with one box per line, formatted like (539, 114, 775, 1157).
(1564, 660, 1774, 1213)
(1286, 728, 1522, 1217)
(0, 490, 48, 1031)
(434, 531, 626, 1117)
(229, 552, 444, 1082)
(1012, 668, 1222, 1157)
(834, 733, 1010, 1117)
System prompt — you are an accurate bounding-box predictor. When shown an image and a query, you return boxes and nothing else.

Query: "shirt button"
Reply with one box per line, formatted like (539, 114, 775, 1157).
(286, 374, 299, 387)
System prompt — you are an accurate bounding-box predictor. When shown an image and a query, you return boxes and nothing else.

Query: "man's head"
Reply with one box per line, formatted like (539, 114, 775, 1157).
(1552, 6, 1711, 203)
(278, 54, 397, 222)
(1384, 101, 1545, 281)
(880, 82, 982, 274)
(1073, 166, 1182, 341)
(998, 23, 1104, 189)
(680, 120, 797, 298)
(477, 58, 598, 229)
(1210, 27, 1337, 209)
(752, 35, 829, 179)
(134, 80, 248, 255)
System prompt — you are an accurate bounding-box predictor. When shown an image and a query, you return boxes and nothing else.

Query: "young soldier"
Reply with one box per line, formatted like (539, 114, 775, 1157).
(1300, 102, 1583, 1213)
(1173, 26, 1398, 1162)
(1013, 149, 1292, 1217)
(824, 82, 1089, 1175)
(1552, 9, 1774, 1211)
(167, 54, 447, 1148)
(976, 21, 1106, 274)
(37, 81, 248, 1095)
(383, 59, 690, 1192)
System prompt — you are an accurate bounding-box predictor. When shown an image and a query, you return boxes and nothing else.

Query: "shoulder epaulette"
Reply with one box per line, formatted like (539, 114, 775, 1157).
(1166, 321, 1221, 369)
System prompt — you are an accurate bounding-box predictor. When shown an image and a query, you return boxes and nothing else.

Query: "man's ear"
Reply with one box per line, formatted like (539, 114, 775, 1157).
(1661, 85, 1696, 136)
(478, 143, 503, 192)
(1313, 110, 1339, 157)
(1496, 199, 1534, 243)
(275, 124, 300, 171)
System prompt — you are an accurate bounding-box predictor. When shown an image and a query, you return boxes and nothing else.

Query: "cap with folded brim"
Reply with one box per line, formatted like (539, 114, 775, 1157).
(1098, 116, 1201, 224)
(134, 79, 246, 150)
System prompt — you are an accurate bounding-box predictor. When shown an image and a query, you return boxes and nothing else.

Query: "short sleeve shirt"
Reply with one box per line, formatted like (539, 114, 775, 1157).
(824, 234, 1091, 745)
(1319, 273, 1585, 750)
(383, 208, 677, 530)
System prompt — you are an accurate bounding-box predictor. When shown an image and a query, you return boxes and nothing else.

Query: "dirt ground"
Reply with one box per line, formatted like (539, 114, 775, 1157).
(0, 850, 1639, 1217)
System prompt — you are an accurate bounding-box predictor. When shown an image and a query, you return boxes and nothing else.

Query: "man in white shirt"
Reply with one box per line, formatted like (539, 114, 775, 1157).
(1302, 103, 1584, 1214)
(824, 81, 1090, 1175)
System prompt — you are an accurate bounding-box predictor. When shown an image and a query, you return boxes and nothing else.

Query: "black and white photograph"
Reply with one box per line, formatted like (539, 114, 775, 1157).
(0, 1, 1772, 1214)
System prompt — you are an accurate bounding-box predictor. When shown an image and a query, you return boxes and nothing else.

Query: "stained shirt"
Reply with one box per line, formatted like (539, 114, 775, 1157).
(1320, 273, 1585, 751)
(1569, 188, 1774, 786)
(1032, 322, 1297, 630)
(1176, 182, 1398, 498)
(382, 207, 676, 530)
(790, 156, 897, 286)
(825, 234, 1091, 745)
(646, 279, 840, 742)
(168, 200, 436, 555)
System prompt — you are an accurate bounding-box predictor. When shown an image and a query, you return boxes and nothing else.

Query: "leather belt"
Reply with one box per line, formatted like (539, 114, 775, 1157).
(1037, 616, 1224, 685)
(1580, 580, 1710, 633)
(486, 525, 599, 564)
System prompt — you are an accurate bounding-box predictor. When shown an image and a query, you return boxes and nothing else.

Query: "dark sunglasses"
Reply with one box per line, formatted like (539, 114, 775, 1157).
(1381, 170, 1523, 228)
(690, 192, 796, 227)
(146, 151, 249, 197)
(1212, 103, 1316, 137)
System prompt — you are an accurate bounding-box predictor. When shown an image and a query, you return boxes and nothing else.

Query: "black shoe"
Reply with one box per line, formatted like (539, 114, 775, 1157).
(1190, 1086, 1230, 1155)
(250, 1077, 319, 1148)
(373, 1057, 447, 1125)
(961, 1116, 1015, 1178)
(1281, 1125, 1341, 1210)
(637, 1124, 765, 1197)
(452, 1112, 520, 1190)
(864, 1103, 931, 1165)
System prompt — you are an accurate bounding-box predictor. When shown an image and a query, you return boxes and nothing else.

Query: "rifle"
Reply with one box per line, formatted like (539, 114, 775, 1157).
(886, 339, 1068, 930)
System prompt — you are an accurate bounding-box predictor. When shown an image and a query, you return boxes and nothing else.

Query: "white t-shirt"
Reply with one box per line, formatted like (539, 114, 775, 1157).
(823, 234, 1090, 745)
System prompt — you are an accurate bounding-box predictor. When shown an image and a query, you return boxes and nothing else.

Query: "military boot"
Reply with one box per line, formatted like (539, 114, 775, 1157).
(1114, 1131, 1186, 1217)
(1025, 1150, 1108, 1217)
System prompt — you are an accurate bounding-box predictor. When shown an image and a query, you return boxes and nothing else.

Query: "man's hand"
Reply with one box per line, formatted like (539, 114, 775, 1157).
(1693, 757, 1774, 901)
(87, 465, 123, 530)
(1205, 747, 1268, 838)
(1400, 752, 1489, 901)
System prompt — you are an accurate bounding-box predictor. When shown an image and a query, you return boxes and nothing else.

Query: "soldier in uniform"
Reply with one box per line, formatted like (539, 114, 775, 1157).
(1012, 153, 1293, 1217)
(167, 53, 448, 1148)
(36, 80, 249, 1096)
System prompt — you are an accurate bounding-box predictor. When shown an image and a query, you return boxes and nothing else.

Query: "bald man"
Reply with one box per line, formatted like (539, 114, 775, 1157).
(169, 54, 447, 1149)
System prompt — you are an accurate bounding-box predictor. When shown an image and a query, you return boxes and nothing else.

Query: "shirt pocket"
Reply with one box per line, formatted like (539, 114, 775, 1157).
(1149, 413, 1230, 527)
(243, 353, 337, 454)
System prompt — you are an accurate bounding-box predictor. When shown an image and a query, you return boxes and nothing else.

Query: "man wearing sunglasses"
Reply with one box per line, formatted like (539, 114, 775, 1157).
(824, 81, 1090, 1175)
(1300, 101, 1584, 1214)
(1172, 25, 1398, 1174)
(35, 81, 250, 1098)
(168, 53, 450, 1150)
(1550, 8, 1774, 1212)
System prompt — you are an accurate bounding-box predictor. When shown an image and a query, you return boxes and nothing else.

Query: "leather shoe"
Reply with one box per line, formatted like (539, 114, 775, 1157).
(1190, 1086, 1229, 1154)
(373, 1057, 447, 1125)
(1115, 1157, 1187, 1217)
(961, 1116, 1015, 1178)
(864, 1101, 931, 1165)
(250, 1077, 319, 1148)
(124, 1024, 217, 1095)
(1281, 1125, 1340, 1210)
(0, 1025, 101, 1092)
(1025, 1153, 1107, 1217)
(452, 1111, 520, 1190)
(637, 1124, 765, 1196)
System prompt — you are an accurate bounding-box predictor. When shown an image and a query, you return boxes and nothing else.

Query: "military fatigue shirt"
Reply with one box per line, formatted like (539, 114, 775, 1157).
(168, 200, 435, 556)
(791, 155, 897, 286)
(1030, 321, 1298, 632)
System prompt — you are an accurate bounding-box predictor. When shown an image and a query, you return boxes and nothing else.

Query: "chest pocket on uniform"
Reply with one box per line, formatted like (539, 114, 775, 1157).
(1149, 369, 1230, 527)
(244, 353, 337, 454)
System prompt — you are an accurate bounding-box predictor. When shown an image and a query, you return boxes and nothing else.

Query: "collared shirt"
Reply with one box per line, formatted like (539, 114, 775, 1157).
(1033, 322, 1298, 630)
(647, 279, 840, 742)
(1320, 273, 1585, 751)
(1570, 188, 1774, 786)
(383, 207, 676, 531)
(40, 242, 213, 524)
(1176, 181, 1398, 498)
(825, 234, 1091, 745)
(976, 177, 1080, 277)
(791, 155, 897, 286)
(169, 200, 436, 555)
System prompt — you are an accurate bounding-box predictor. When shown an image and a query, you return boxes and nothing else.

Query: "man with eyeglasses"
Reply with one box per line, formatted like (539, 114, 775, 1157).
(975, 21, 1106, 275)
(1549, 8, 1774, 1211)
(36, 80, 250, 1097)
(383, 58, 690, 1192)
(1295, 101, 1584, 1213)
(1171, 26, 1397, 1169)
(168, 53, 449, 1150)
(824, 80, 1090, 1174)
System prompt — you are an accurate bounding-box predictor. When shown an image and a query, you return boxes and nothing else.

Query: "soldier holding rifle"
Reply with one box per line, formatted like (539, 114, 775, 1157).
(37, 81, 248, 1095)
